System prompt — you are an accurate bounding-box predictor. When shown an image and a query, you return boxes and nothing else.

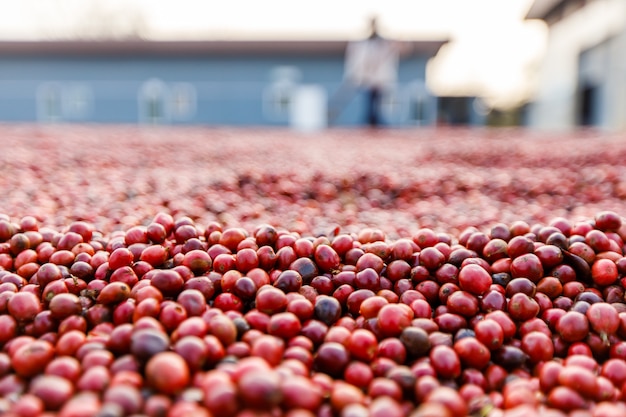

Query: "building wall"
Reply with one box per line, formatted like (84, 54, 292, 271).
(527, 0, 626, 131)
(0, 53, 437, 127)
(606, 28, 626, 130)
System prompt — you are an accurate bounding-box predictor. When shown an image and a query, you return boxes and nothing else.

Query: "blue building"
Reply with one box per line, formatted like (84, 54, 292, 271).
(0, 39, 448, 127)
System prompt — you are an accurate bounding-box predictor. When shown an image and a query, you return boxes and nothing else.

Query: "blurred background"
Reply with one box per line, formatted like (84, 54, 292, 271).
(0, 0, 623, 130)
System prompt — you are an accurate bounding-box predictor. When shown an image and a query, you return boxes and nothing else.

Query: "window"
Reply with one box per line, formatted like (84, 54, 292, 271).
(263, 84, 293, 121)
(62, 83, 93, 120)
(139, 78, 169, 124)
(139, 80, 199, 124)
(381, 87, 404, 123)
(406, 81, 428, 125)
(169, 83, 197, 121)
(409, 98, 425, 123)
(36, 82, 94, 122)
(263, 66, 301, 122)
(36, 82, 63, 122)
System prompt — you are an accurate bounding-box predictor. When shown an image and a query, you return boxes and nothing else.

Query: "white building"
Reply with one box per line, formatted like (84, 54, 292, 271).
(525, 0, 626, 130)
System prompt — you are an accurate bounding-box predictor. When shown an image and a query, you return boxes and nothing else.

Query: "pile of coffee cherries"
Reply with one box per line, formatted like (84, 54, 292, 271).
(2, 210, 626, 417)
(4, 126, 626, 241)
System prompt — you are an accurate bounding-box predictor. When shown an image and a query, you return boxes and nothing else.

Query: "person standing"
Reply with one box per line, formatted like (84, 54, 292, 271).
(342, 17, 400, 127)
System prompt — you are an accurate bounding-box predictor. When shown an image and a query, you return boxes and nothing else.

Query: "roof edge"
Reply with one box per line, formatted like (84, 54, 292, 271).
(525, 0, 565, 19)
(0, 39, 449, 57)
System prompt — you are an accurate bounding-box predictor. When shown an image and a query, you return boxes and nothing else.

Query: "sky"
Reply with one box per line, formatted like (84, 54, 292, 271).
(0, 0, 548, 108)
